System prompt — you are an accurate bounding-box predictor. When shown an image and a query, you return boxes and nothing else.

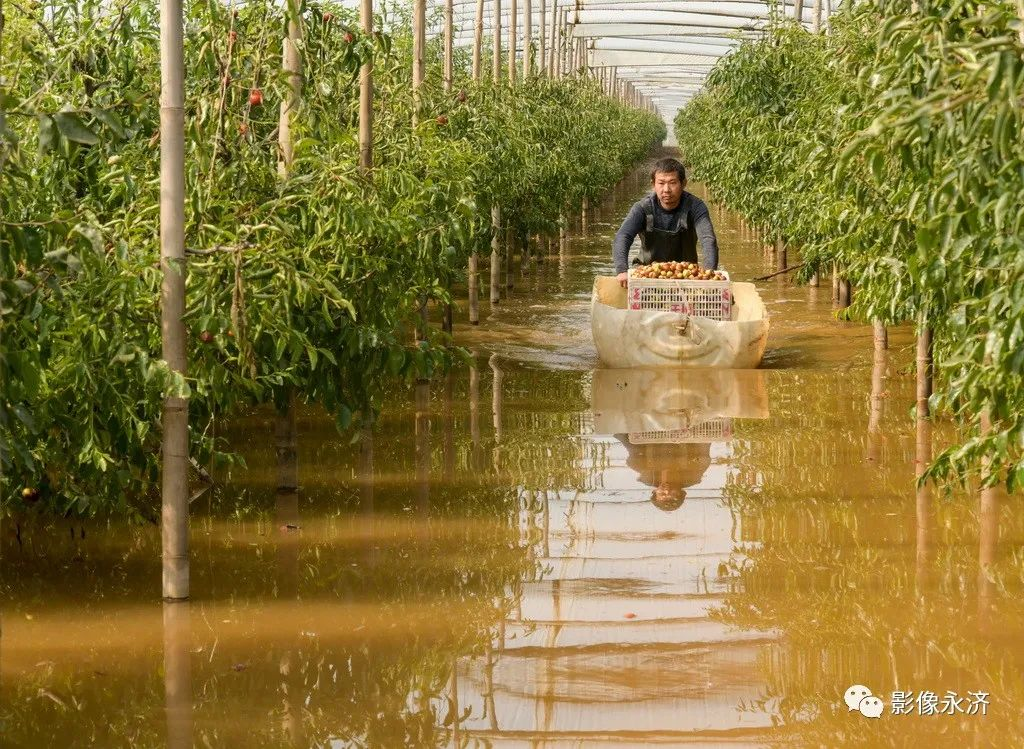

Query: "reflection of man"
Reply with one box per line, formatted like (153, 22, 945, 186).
(614, 435, 712, 512)
(613, 157, 720, 287)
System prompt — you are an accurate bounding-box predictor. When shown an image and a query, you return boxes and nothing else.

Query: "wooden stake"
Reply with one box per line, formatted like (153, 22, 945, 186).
(812, 0, 823, 33)
(358, 0, 373, 172)
(160, 0, 189, 601)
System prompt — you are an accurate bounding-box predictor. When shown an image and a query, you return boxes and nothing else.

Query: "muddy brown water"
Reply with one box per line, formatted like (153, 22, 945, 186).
(3, 153, 1023, 748)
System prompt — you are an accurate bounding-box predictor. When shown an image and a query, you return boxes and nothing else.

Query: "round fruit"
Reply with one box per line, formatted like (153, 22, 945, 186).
(436, 115, 448, 125)
(238, 122, 248, 135)
(249, 88, 263, 107)
(456, 90, 467, 103)
(343, 31, 354, 43)
(229, 30, 238, 42)
(199, 330, 214, 344)
(323, 12, 334, 22)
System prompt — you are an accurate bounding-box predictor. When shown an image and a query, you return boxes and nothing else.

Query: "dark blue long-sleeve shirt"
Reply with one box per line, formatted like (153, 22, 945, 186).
(612, 191, 719, 274)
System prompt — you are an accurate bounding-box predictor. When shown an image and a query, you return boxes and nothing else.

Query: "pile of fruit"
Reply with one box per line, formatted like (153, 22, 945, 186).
(629, 261, 727, 281)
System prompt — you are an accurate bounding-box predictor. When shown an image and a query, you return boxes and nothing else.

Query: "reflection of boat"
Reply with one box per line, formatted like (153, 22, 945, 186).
(591, 367, 769, 435)
(591, 276, 770, 368)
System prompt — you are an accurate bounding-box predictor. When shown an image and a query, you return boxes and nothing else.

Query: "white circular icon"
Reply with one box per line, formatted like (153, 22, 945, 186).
(858, 695, 885, 718)
(844, 684, 873, 712)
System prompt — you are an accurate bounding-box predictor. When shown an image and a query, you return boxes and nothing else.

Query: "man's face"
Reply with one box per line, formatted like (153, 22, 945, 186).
(652, 170, 684, 210)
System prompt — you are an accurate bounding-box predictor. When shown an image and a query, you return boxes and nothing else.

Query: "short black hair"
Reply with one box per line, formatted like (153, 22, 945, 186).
(650, 157, 686, 183)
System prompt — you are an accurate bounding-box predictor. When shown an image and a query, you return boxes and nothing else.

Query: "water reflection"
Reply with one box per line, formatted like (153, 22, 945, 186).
(436, 368, 775, 742)
(163, 602, 192, 749)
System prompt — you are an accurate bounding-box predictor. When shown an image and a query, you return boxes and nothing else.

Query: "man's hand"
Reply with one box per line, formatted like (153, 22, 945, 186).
(617, 271, 629, 287)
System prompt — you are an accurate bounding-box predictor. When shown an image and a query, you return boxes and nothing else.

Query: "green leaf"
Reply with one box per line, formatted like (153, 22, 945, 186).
(54, 112, 100, 145)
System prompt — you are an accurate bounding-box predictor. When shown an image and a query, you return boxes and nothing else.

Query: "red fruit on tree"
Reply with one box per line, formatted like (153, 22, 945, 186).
(229, 30, 238, 42)
(199, 330, 214, 344)
(343, 31, 354, 43)
(436, 115, 449, 125)
(249, 88, 263, 107)
(238, 122, 248, 135)
(323, 12, 334, 22)
(456, 89, 467, 103)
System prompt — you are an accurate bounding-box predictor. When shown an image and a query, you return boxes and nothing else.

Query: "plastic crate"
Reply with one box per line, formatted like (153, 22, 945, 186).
(627, 417, 734, 444)
(627, 270, 733, 320)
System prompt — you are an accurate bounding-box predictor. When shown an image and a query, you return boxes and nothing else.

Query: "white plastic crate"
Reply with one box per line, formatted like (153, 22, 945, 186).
(627, 417, 734, 444)
(627, 269, 733, 320)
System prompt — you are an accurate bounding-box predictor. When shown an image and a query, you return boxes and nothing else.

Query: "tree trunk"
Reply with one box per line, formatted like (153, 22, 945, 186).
(775, 238, 786, 273)
(160, 0, 189, 601)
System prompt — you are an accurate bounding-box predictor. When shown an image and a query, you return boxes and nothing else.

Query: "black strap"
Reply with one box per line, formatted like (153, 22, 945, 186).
(642, 195, 655, 233)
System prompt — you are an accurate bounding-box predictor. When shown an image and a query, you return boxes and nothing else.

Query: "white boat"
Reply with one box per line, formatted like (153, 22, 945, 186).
(590, 276, 770, 368)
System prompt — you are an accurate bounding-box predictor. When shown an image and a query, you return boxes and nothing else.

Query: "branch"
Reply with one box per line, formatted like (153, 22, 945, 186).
(753, 262, 805, 281)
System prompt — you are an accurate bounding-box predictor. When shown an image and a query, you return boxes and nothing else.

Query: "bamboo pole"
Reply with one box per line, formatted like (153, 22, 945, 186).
(444, 0, 454, 93)
(916, 316, 933, 419)
(549, 0, 559, 77)
(359, 0, 373, 173)
(490, 205, 501, 304)
(493, 0, 502, 83)
(412, 0, 426, 126)
(523, 0, 532, 78)
(508, 0, 517, 84)
(812, 0, 823, 33)
(274, 1, 303, 590)
(539, 0, 546, 76)
(795, 0, 804, 23)
(472, 0, 485, 80)
(160, 0, 189, 602)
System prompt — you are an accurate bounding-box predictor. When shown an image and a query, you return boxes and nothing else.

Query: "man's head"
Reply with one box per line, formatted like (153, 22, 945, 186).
(650, 158, 686, 210)
(651, 483, 686, 513)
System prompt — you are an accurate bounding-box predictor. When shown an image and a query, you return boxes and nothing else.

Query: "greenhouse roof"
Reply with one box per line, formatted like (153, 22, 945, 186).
(429, 0, 835, 130)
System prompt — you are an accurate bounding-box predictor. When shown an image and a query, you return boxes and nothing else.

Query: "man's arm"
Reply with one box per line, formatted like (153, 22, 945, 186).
(613, 202, 646, 274)
(692, 199, 719, 270)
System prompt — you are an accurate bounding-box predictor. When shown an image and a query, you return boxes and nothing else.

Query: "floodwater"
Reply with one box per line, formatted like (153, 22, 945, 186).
(3, 151, 1023, 748)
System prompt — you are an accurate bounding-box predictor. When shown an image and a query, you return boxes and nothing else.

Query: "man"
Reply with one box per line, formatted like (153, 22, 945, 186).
(613, 157, 720, 286)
